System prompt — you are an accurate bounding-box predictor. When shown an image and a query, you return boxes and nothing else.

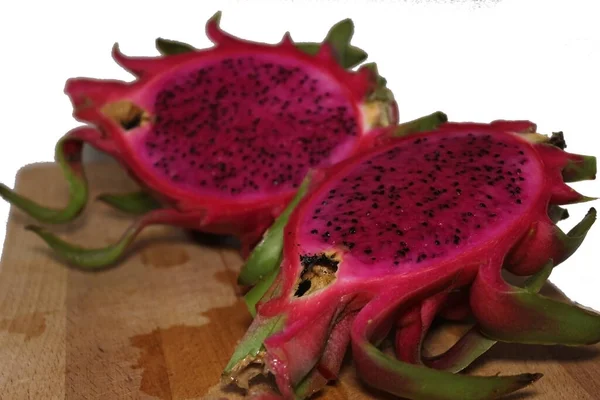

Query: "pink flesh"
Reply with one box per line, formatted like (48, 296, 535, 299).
(295, 130, 543, 279)
(125, 52, 362, 201)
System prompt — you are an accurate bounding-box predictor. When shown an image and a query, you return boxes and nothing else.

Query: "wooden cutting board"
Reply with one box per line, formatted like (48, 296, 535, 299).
(0, 162, 599, 400)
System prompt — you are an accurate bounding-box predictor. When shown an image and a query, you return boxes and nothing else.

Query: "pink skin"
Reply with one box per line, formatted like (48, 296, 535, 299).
(228, 121, 597, 399)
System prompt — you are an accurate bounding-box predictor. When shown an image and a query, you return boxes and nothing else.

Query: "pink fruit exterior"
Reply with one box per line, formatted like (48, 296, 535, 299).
(223, 121, 599, 399)
(0, 13, 400, 269)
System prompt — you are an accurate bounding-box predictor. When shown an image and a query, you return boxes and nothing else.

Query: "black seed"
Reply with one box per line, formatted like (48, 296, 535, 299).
(294, 280, 312, 297)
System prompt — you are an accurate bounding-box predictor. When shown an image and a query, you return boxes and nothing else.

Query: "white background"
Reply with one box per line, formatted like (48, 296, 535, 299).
(0, 0, 598, 310)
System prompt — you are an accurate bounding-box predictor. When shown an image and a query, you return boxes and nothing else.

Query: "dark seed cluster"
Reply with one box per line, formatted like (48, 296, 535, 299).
(300, 132, 537, 269)
(143, 55, 358, 197)
(294, 253, 340, 297)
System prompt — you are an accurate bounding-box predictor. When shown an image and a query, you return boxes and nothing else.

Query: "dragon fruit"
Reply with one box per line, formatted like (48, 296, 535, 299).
(222, 120, 599, 399)
(0, 12, 427, 269)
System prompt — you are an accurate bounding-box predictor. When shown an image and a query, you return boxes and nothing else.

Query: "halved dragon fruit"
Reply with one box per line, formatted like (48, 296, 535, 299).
(222, 120, 599, 399)
(0, 12, 435, 269)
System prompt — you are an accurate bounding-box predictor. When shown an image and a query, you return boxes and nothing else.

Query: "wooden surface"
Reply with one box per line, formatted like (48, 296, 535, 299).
(0, 162, 599, 400)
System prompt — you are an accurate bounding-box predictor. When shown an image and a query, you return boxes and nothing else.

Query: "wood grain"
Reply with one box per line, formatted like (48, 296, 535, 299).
(0, 163, 598, 400)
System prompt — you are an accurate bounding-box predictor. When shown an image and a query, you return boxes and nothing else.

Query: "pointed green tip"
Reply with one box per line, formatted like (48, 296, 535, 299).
(328, 18, 354, 33)
(522, 373, 544, 384)
(223, 315, 285, 374)
(524, 260, 554, 294)
(559, 206, 597, 260)
(361, 62, 379, 75)
(548, 205, 570, 223)
(326, 18, 355, 43)
(0, 181, 86, 225)
(25, 224, 128, 270)
(362, 341, 542, 400)
(563, 155, 597, 183)
(2, 133, 91, 225)
(483, 261, 600, 346)
(96, 191, 161, 215)
(295, 17, 366, 70)
(155, 38, 196, 56)
(580, 207, 597, 226)
(334, 18, 354, 27)
(0, 183, 15, 201)
(343, 45, 368, 68)
(237, 173, 312, 286)
(211, 10, 222, 24)
(392, 111, 449, 138)
(501, 290, 600, 345)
